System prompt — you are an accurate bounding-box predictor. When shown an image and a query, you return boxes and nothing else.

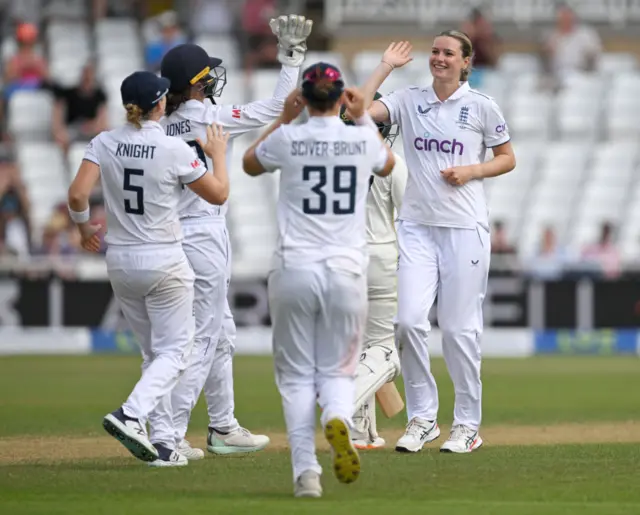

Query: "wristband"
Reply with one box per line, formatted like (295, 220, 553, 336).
(381, 60, 395, 70)
(354, 113, 378, 132)
(68, 205, 90, 224)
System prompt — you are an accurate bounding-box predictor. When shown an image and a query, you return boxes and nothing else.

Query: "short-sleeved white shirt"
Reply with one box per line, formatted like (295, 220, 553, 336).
(83, 121, 206, 246)
(255, 116, 388, 270)
(380, 82, 510, 229)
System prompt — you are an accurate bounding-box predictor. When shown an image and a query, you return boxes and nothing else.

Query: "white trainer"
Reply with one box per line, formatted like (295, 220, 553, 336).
(148, 443, 189, 467)
(207, 426, 270, 455)
(352, 401, 385, 450)
(294, 470, 322, 498)
(177, 440, 205, 460)
(395, 417, 440, 453)
(440, 425, 483, 453)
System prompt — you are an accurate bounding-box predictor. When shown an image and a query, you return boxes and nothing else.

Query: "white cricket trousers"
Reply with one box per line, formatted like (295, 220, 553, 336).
(357, 243, 398, 415)
(365, 242, 398, 352)
(268, 260, 367, 481)
(203, 299, 239, 433)
(106, 244, 195, 434)
(396, 220, 490, 431)
(149, 217, 228, 447)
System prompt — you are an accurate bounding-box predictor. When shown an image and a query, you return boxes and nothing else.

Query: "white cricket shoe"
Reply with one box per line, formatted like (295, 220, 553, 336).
(352, 402, 385, 450)
(294, 470, 322, 498)
(148, 443, 188, 467)
(207, 426, 270, 455)
(324, 417, 361, 484)
(440, 425, 483, 453)
(177, 439, 205, 460)
(395, 417, 440, 453)
(102, 408, 158, 463)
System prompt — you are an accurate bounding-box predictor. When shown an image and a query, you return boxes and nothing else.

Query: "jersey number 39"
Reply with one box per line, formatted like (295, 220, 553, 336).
(302, 165, 356, 215)
(124, 168, 144, 215)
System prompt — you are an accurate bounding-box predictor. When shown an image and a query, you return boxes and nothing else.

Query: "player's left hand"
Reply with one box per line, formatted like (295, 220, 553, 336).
(381, 41, 414, 69)
(441, 165, 480, 186)
(269, 14, 313, 67)
(78, 223, 102, 253)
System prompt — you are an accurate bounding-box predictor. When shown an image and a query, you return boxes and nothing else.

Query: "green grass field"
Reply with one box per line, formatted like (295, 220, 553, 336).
(1, 355, 640, 514)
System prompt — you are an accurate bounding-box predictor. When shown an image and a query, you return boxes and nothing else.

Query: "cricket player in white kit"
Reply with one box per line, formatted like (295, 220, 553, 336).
(338, 95, 408, 450)
(67, 71, 230, 465)
(152, 15, 313, 460)
(366, 31, 516, 453)
(243, 64, 396, 498)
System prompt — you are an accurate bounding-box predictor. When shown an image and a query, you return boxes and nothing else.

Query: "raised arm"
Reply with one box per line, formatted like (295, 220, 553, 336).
(216, 14, 312, 135)
(362, 41, 413, 123)
(243, 89, 305, 176)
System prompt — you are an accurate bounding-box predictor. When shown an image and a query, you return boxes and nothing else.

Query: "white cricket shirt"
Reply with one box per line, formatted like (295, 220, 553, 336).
(255, 116, 389, 270)
(161, 65, 299, 220)
(83, 121, 206, 246)
(380, 82, 510, 229)
(367, 151, 407, 245)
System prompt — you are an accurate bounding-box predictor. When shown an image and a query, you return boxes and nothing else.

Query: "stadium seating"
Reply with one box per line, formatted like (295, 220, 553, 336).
(5, 10, 640, 267)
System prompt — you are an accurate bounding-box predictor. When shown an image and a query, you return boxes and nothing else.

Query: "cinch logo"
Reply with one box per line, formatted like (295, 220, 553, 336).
(496, 123, 507, 133)
(414, 137, 464, 155)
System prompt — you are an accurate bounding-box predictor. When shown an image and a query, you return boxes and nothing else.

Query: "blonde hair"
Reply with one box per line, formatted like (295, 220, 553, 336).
(438, 30, 474, 82)
(124, 104, 145, 129)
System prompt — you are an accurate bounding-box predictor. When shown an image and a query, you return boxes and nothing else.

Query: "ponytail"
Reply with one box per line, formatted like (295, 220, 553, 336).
(125, 104, 145, 129)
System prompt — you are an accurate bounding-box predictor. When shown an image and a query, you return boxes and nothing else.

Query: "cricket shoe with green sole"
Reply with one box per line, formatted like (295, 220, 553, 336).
(207, 426, 270, 455)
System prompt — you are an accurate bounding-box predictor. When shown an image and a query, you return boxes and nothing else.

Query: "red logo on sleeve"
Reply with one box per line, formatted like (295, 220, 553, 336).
(191, 159, 200, 169)
(232, 108, 241, 119)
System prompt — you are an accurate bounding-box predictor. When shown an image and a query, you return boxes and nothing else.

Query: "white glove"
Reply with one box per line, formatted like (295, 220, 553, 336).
(269, 14, 313, 67)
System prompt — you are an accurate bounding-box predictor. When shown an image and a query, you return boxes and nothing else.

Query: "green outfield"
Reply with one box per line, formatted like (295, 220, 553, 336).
(1, 355, 640, 514)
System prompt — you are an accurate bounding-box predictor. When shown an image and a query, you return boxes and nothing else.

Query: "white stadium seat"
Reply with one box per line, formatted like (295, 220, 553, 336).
(8, 90, 54, 141)
(195, 34, 241, 68)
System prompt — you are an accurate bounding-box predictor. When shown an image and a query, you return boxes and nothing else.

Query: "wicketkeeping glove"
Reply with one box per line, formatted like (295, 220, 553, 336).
(269, 14, 313, 68)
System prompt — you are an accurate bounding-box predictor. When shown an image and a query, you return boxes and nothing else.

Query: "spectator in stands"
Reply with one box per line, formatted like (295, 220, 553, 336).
(460, 8, 500, 89)
(241, 0, 279, 70)
(2, 22, 48, 100)
(145, 10, 187, 72)
(541, 4, 601, 88)
(187, 0, 236, 36)
(491, 220, 516, 255)
(582, 222, 621, 279)
(527, 226, 569, 280)
(33, 205, 80, 256)
(51, 64, 108, 153)
(0, 158, 31, 256)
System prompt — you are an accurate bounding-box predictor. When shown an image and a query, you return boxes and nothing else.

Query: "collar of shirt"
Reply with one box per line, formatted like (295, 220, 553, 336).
(425, 81, 470, 105)
(138, 120, 164, 132)
(306, 115, 344, 127)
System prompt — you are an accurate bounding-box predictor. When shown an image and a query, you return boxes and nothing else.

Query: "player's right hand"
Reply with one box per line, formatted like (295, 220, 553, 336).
(198, 124, 229, 159)
(79, 224, 102, 253)
(281, 89, 306, 123)
(381, 41, 414, 69)
(343, 87, 366, 119)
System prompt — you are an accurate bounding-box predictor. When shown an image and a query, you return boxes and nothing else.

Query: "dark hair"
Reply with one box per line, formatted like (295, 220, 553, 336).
(437, 29, 474, 81)
(165, 90, 190, 116)
(304, 78, 342, 112)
